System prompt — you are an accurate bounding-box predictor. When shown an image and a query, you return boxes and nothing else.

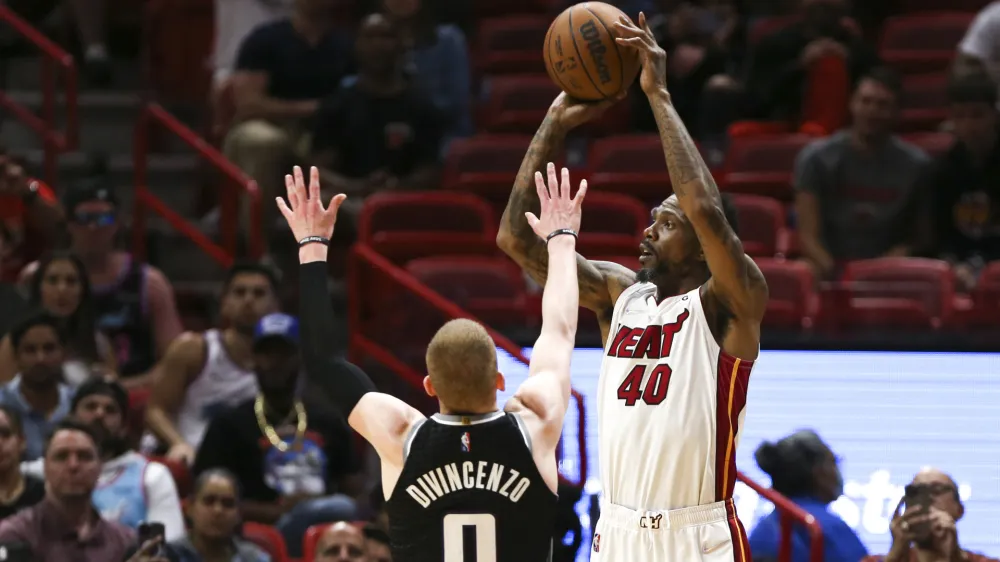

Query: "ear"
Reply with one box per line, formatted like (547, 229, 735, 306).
(423, 376, 436, 398)
(496, 372, 506, 392)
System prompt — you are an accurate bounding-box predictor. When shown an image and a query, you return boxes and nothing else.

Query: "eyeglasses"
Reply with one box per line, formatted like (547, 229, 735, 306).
(73, 211, 116, 227)
(905, 482, 955, 497)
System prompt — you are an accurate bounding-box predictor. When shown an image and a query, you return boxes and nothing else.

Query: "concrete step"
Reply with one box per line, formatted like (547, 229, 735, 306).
(2, 56, 142, 92)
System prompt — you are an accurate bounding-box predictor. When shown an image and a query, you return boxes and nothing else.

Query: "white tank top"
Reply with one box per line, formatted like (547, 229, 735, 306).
(175, 329, 258, 448)
(596, 284, 755, 511)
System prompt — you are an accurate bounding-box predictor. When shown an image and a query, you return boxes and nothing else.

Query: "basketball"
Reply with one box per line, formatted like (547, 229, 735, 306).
(543, 2, 641, 101)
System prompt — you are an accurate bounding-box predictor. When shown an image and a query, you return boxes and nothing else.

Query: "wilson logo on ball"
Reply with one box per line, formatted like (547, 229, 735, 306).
(578, 20, 612, 84)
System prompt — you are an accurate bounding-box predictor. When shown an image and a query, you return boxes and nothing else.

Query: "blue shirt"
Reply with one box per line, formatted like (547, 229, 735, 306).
(748, 496, 868, 562)
(0, 376, 73, 461)
(169, 537, 271, 562)
(92, 454, 149, 530)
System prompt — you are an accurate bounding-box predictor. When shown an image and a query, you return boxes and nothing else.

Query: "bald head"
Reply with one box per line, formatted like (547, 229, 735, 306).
(425, 319, 500, 412)
(315, 522, 366, 562)
(910, 467, 963, 521)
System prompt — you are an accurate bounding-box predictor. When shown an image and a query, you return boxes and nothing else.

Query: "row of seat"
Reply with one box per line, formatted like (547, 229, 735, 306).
(404, 255, 1000, 331)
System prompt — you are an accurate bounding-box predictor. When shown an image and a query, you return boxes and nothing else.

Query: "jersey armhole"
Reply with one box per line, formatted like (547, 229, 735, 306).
(401, 418, 427, 463)
(509, 413, 532, 453)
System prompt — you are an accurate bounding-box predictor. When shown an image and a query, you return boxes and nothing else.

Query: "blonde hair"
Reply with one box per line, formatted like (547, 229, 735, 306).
(425, 319, 498, 411)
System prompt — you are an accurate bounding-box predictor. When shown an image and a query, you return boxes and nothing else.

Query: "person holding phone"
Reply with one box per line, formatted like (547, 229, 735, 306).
(863, 468, 999, 562)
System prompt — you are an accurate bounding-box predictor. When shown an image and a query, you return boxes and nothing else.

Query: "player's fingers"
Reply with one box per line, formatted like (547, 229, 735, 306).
(524, 212, 539, 230)
(309, 166, 321, 203)
(574, 179, 589, 207)
(613, 19, 643, 37)
(276, 197, 294, 222)
(284, 174, 300, 211)
(559, 167, 570, 200)
(534, 171, 549, 203)
(639, 11, 651, 33)
(328, 193, 348, 218)
(615, 36, 646, 49)
(546, 162, 558, 197)
(293, 166, 307, 208)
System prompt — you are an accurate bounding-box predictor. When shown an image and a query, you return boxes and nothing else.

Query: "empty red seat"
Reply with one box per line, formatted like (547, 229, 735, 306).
(407, 257, 536, 328)
(840, 258, 955, 329)
(879, 13, 975, 74)
(899, 73, 950, 132)
(479, 75, 560, 133)
(721, 134, 813, 200)
(587, 134, 672, 202)
(577, 191, 649, 255)
(729, 194, 787, 257)
(443, 134, 538, 207)
(359, 192, 497, 262)
(966, 261, 1000, 326)
(242, 522, 289, 562)
(756, 258, 819, 329)
(902, 131, 956, 158)
(476, 16, 549, 74)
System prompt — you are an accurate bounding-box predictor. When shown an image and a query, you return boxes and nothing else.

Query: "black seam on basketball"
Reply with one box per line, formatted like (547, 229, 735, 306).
(567, 7, 608, 101)
(546, 19, 572, 94)
(584, 5, 626, 96)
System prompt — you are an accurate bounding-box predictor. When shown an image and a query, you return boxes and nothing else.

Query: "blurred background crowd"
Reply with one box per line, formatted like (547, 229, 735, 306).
(0, 0, 998, 560)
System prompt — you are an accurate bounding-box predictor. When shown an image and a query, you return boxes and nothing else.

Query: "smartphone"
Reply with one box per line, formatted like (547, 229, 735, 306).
(137, 521, 166, 555)
(0, 543, 33, 562)
(903, 484, 933, 536)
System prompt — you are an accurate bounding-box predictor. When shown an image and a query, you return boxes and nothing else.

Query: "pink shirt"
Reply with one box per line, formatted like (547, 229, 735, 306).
(0, 498, 136, 562)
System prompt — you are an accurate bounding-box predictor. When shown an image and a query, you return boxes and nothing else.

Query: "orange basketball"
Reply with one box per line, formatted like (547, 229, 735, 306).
(543, 2, 641, 101)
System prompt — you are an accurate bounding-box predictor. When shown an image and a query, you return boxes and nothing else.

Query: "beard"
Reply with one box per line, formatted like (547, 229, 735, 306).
(636, 261, 669, 283)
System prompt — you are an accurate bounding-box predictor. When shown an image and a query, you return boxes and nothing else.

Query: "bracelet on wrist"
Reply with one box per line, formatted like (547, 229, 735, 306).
(298, 236, 330, 247)
(545, 229, 578, 244)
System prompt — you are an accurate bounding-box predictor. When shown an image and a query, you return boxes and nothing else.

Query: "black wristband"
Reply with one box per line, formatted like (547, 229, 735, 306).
(298, 236, 330, 247)
(546, 229, 578, 244)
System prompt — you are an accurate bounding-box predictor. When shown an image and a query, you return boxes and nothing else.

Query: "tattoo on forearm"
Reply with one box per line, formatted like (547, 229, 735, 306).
(650, 97, 721, 205)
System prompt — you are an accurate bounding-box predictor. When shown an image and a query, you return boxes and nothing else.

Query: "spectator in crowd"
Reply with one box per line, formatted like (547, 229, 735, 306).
(0, 226, 30, 339)
(0, 419, 136, 561)
(21, 379, 185, 540)
(0, 149, 63, 283)
(223, 0, 353, 228)
(863, 467, 999, 562)
(749, 430, 866, 562)
(363, 523, 392, 562)
(211, 0, 294, 88)
(145, 263, 281, 465)
(0, 314, 73, 461)
(0, 252, 117, 386)
(194, 313, 362, 558)
(381, 0, 472, 142)
(930, 73, 1000, 291)
(311, 14, 444, 214)
(702, 0, 878, 138)
(22, 180, 184, 386)
(794, 68, 930, 279)
(956, 1, 1000, 86)
(0, 406, 45, 519)
(170, 468, 272, 562)
(313, 521, 367, 562)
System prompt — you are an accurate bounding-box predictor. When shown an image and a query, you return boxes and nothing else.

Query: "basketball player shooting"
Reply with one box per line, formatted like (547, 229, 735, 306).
(497, 12, 769, 562)
(278, 165, 589, 562)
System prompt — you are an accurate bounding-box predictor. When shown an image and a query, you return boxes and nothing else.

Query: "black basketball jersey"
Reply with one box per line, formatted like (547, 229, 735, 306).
(385, 411, 557, 562)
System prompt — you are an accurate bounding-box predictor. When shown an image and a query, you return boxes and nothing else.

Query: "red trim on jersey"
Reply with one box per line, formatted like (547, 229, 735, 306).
(725, 498, 752, 562)
(715, 351, 753, 501)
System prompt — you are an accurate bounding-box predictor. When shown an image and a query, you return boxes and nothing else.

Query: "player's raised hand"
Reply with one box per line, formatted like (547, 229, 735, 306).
(525, 162, 586, 240)
(276, 165, 347, 242)
(547, 91, 626, 132)
(614, 12, 667, 95)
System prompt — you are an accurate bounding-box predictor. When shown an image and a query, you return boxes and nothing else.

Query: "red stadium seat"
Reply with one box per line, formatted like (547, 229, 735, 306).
(756, 258, 819, 329)
(586, 135, 671, 202)
(966, 261, 1000, 326)
(359, 192, 498, 262)
(243, 523, 289, 562)
(406, 256, 537, 328)
(479, 75, 560, 133)
(476, 16, 549, 74)
(146, 455, 192, 497)
(748, 15, 800, 45)
(729, 194, 788, 258)
(879, 13, 974, 74)
(902, 131, 956, 158)
(898, 73, 950, 132)
(576, 191, 649, 255)
(840, 258, 956, 329)
(720, 134, 813, 200)
(443, 134, 543, 208)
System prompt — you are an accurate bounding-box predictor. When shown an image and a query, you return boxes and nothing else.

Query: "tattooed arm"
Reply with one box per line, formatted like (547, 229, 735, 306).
(496, 95, 636, 337)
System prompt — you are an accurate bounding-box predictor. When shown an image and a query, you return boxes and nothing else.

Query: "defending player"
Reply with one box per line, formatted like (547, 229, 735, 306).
(496, 12, 768, 562)
(278, 165, 587, 562)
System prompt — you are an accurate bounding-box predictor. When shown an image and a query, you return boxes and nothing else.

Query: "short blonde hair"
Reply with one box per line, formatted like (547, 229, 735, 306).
(425, 319, 498, 411)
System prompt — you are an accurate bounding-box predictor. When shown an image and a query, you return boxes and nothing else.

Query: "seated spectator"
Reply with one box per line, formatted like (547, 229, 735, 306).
(22, 379, 185, 540)
(312, 14, 444, 215)
(170, 468, 272, 562)
(0, 420, 136, 561)
(930, 73, 1000, 291)
(223, 0, 353, 228)
(863, 467, 999, 562)
(145, 263, 280, 465)
(0, 406, 45, 518)
(194, 313, 362, 558)
(749, 430, 867, 562)
(211, 0, 293, 88)
(22, 180, 183, 386)
(956, 1, 1000, 87)
(363, 523, 392, 562)
(382, 0, 473, 142)
(0, 314, 73, 461)
(314, 521, 366, 562)
(795, 68, 930, 279)
(0, 252, 117, 385)
(0, 149, 62, 283)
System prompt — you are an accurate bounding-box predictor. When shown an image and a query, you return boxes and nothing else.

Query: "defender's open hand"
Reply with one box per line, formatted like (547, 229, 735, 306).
(276, 166, 347, 242)
(526, 162, 587, 240)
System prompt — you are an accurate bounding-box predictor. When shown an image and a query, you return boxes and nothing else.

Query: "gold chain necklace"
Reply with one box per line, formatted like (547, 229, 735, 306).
(254, 395, 308, 453)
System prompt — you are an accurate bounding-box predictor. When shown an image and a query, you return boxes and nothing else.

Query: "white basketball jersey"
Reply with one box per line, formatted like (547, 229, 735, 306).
(176, 329, 258, 448)
(596, 283, 754, 511)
